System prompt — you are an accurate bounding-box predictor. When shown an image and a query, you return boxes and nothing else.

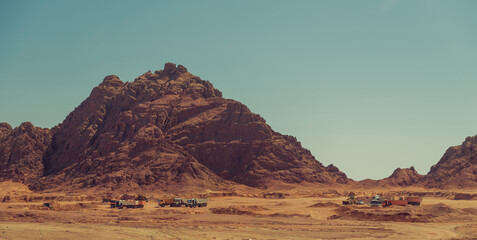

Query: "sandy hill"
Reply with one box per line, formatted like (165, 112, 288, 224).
(0, 63, 348, 191)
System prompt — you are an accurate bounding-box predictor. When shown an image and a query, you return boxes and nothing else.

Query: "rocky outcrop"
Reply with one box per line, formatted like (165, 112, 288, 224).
(24, 62, 348, 190)
(425, 136, 477, 188)
(0, 122, 52, 183)
(380, 167, 424, 186)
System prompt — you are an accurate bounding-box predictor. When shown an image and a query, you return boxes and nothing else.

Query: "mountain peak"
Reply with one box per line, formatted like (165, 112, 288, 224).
(156, 62, 189, 80)
(101, 75, 123, 87)
(0, 122, 12, 131)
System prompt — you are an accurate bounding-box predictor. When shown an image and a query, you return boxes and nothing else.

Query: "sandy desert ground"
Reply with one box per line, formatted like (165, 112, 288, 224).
(0, 185, 476, 240)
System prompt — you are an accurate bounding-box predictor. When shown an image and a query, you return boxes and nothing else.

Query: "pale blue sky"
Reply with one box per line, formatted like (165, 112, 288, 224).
(1, 0, 476, 180)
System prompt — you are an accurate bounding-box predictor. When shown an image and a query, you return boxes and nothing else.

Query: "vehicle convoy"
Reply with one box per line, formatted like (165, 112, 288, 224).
(185, 198, 208, 208)
(343, 194, 422, 207)
(158, 198, 208, 208)
(110, 194, 147, 209)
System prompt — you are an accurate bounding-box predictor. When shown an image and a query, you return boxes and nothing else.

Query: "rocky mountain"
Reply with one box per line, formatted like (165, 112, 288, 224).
(1, 63, 349, 191)
(0, 122, 52, 184)
(425, 136, 477, 188)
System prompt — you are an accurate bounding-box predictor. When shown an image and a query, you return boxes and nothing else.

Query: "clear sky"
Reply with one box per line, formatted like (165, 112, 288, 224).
(1, 0, 476, 180)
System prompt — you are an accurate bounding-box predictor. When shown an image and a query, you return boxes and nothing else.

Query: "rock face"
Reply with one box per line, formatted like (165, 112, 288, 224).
(380, 167, 424, 186)
(1, 63, 349, 190)
(425, 136, 477, 188)
(0, 122, 52, 183)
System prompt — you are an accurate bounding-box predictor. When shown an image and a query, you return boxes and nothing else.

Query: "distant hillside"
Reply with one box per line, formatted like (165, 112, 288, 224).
(360, 136, 477, 189)
(425, 135, 477, 188)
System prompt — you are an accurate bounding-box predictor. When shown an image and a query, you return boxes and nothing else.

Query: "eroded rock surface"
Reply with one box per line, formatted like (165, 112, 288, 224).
(0, 122, 52, 183)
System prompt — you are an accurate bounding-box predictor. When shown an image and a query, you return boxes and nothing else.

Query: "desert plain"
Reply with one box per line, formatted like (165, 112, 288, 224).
(1, 182, 476, 240)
